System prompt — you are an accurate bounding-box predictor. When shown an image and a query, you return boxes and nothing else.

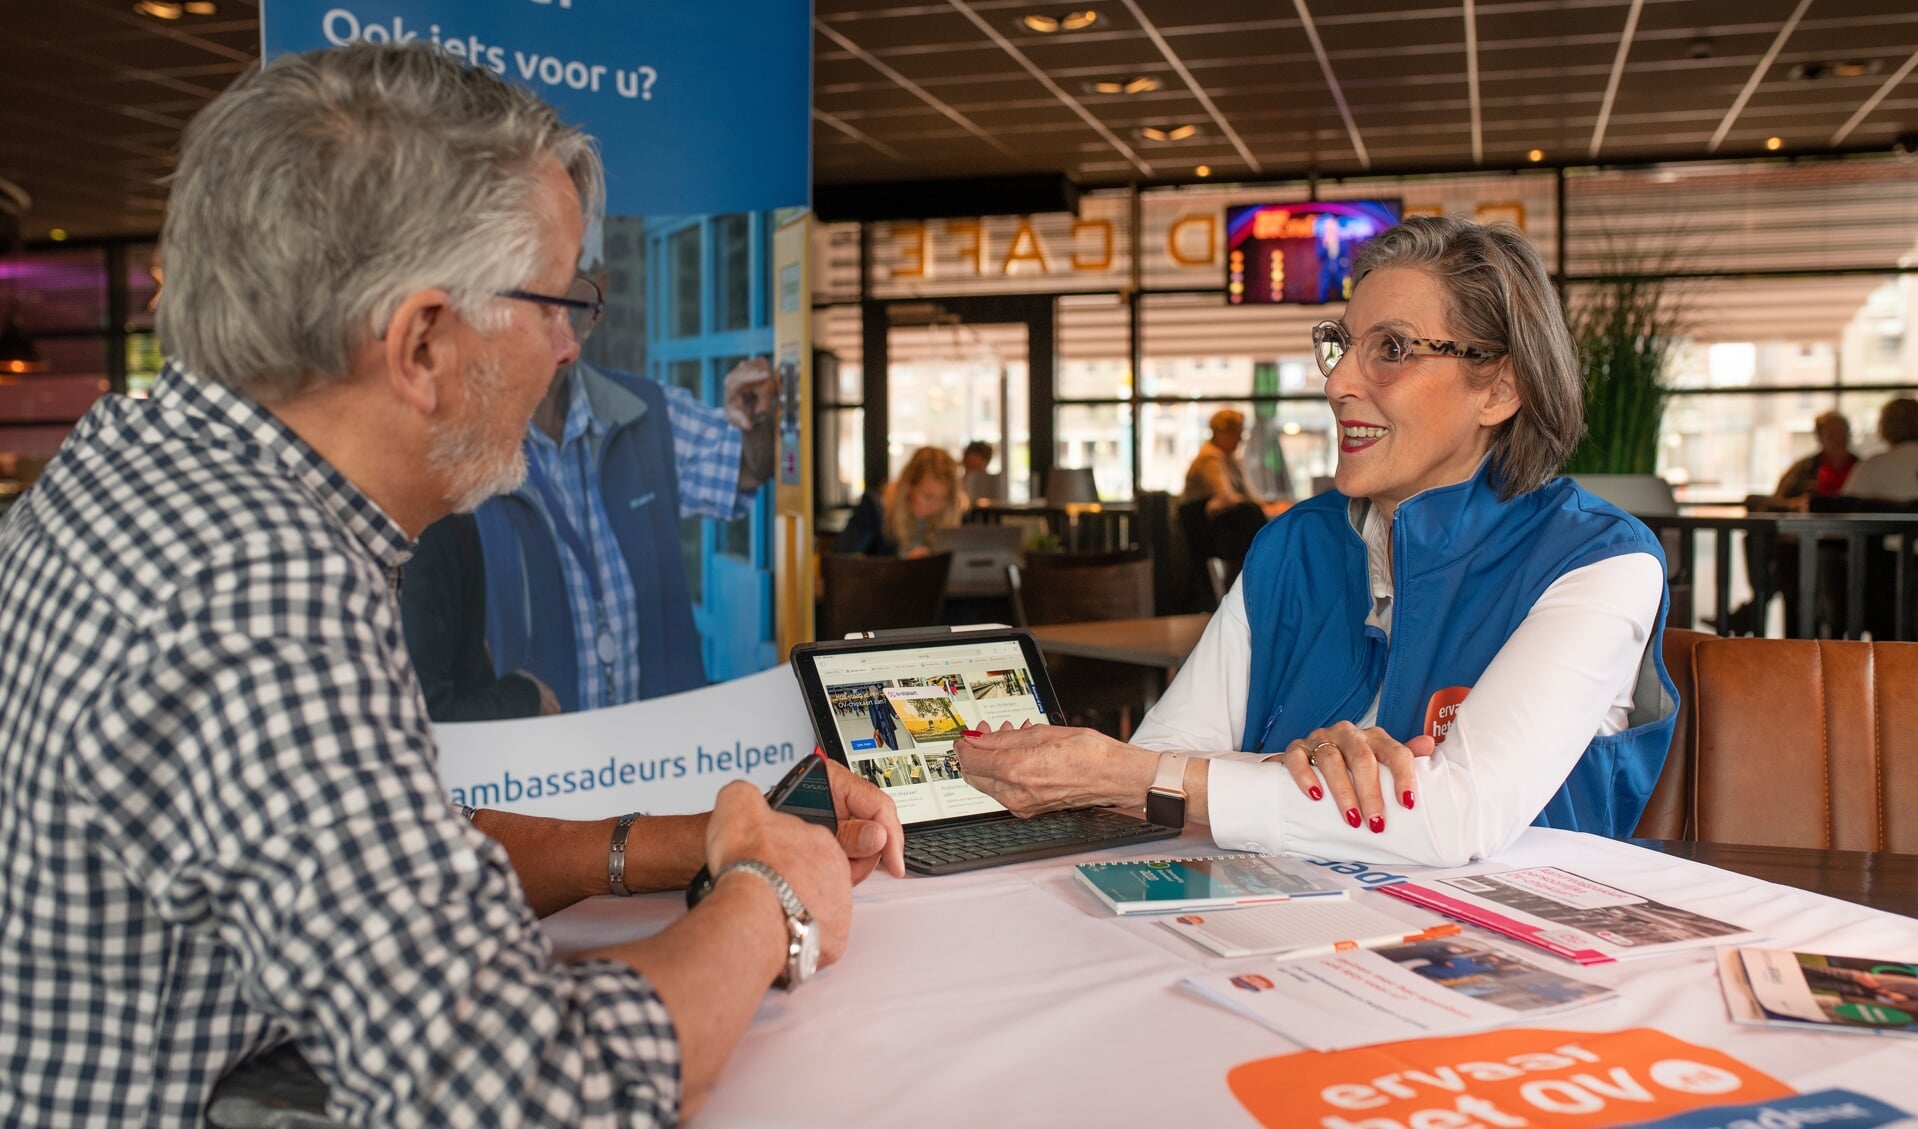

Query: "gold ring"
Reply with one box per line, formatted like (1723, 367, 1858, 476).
(1312, 740, 1339, 757)
(1306, 752, 1318, 767)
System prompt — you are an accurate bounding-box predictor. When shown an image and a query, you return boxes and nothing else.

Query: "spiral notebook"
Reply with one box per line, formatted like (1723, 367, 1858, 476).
(1074, 855, 1347, 916)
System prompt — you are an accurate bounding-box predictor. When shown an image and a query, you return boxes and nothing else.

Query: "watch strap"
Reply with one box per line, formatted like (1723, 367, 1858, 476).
(607, 812, 639, 896)
(1146, 753, 1188, 829)
(712, 859, 816, 990)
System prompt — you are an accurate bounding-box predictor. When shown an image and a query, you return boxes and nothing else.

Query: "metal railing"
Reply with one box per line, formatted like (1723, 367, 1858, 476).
(1641, 513, 1918, 640)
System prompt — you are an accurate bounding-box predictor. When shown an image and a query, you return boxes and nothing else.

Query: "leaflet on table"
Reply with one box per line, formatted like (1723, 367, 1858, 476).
(1718, 947, 1918, 1039)
(1162, 894, 1452, 958)
(1074, 855, 1347, 916)
(1376, 864, 1758, 965)
(1183, 932, 1617, 1051)
(810, 640, 1046, 825)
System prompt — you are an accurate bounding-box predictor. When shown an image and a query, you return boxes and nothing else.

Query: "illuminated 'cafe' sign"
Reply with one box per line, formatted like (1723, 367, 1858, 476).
(867, 204, 1225, 295)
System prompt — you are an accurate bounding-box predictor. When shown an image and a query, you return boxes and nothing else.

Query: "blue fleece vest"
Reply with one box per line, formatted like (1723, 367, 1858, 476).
(1239, 463, 1677, 838)
(472, 373, 706, 711)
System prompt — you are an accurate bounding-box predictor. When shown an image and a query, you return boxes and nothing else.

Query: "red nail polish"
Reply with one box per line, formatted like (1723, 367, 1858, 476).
(1401, 790, 1416, 810)
(1368, 815, 1385, 834)
(1308, 785, 1323, 802)
(1344, 808, 1361, 828)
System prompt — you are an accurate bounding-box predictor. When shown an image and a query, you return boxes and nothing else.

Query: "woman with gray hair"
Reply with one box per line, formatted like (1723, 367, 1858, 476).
(957, 216, 1677, 867)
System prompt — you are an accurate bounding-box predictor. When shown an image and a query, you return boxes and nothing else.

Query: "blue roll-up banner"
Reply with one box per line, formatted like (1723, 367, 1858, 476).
(259, 1, 813, 816)
(261, 0, 810, 216)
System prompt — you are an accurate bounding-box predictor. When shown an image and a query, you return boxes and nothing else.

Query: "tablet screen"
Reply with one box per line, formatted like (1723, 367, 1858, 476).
(808, 637, 1050, 825)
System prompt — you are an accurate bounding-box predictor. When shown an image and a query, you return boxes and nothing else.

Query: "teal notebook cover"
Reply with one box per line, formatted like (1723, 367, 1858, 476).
(1074, 855, 1345, 915)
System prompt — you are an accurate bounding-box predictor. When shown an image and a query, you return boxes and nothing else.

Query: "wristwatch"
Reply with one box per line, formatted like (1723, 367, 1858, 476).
(713, 859, 819, 990)
(1146, 753, 1189, 829)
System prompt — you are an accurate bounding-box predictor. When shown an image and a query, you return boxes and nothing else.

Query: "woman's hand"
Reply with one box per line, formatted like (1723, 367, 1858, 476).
(953, 722, 1155, 818)
(1271, 722, 1434, 833)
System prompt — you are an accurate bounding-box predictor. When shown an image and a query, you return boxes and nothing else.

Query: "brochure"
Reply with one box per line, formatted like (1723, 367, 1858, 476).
(1163, 895, 1454, 959)
(1184, 931, 1618, 1051)
(1377, 864, 1758, 965)
(1718, 947, 1918, 1039)
(1074, 855, 1346, 916)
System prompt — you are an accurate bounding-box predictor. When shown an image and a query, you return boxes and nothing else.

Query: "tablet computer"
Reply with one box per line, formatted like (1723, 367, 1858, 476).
(789, 627, 1176, 874)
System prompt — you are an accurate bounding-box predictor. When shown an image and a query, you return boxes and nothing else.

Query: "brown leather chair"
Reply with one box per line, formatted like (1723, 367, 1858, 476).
(1007, 552, 1156, 738)
(1007, 551, 1153, 627)
(1634, 627, 1715, 840)
(817, 552, 951, 640)
(1671, 637, 1918, 851)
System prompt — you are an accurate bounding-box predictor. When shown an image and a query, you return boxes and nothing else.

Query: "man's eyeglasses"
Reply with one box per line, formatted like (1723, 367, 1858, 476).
(1311, 320, 1502, 383)
(496, 276, 605, 343)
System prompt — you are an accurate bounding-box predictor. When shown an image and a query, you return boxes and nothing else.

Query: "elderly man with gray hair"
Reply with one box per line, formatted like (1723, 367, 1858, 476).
(0, 43, 902, 1126)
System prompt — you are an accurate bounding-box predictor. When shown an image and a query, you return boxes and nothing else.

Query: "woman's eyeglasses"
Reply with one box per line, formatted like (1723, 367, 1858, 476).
(496, 276, 606, 343)
(1311, 320, 1502, 383)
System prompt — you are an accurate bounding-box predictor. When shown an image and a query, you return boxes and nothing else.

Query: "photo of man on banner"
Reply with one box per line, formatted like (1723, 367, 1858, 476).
(400, 213, 780, 720)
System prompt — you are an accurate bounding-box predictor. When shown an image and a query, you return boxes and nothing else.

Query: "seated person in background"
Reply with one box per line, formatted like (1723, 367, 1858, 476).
(834, 445, 968, 558)
(1729, 409, 1856, 634)
(1842, 397, 1918, 503)
(1765, 409, 1858, 508)
(961, 438, 1004, 502)
(0, 43, 904, 1125)
(1181, 408, 1289, 569)
(957, 216, 1676, 868)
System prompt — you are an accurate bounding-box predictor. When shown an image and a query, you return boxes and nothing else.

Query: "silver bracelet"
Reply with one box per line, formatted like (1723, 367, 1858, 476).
(459, 804, 479, 822)
(608, 812, 639, 897)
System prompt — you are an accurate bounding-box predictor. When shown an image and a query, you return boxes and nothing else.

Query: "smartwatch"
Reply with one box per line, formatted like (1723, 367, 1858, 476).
(1146, 753, 1188, 829)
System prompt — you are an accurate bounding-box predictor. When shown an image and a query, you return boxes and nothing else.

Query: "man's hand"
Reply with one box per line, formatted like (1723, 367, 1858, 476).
(704, 781, 853, 967)
(520, 672, 562, 716)
(953, 722, 1155, 818)
(721, 357, 776, 431)
(822, 757, 905, 881)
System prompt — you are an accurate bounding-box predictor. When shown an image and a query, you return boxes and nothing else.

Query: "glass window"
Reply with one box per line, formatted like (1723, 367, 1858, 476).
(669, 225, 701, 339)
(668, 359, 702, 397)
(3, 248, 108, 333)
(126, 333, 164, 397)
(1057, 294, 1129, 399)
(125, 244, 160, 332)
(819, 405, 864, 510)
(1055, 403, 1132, 502)
(714, 213, 753, 333)
(1139, 399, 1315, 502)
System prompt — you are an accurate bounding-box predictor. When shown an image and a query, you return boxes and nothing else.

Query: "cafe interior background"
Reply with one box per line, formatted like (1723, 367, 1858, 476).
(3, 0, 1916, 667)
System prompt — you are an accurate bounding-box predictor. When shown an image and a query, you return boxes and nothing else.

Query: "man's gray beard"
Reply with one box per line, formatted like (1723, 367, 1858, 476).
(429, 354, 528, 514)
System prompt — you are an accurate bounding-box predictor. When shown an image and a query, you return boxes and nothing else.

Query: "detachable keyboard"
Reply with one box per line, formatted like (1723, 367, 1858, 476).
(903, 807, 1179, 875)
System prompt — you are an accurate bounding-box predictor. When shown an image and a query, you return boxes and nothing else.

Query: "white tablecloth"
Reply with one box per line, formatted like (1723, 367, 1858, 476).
(545, 829, 1918, 1128)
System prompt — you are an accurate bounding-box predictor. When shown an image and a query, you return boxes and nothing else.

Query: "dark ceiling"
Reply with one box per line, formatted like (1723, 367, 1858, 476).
(2, 0, 1915, 240)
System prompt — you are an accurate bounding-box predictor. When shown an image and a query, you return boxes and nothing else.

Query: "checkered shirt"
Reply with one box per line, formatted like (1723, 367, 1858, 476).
(523, 371, 747, 709)
(0, 364, 680, 1126)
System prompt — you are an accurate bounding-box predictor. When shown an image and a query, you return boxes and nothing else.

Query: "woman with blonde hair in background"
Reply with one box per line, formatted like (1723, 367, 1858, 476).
(835, 446, 968, 558)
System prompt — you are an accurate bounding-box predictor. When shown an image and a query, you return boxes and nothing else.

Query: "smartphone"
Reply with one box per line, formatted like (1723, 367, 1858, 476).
(686, 755, 838, 908)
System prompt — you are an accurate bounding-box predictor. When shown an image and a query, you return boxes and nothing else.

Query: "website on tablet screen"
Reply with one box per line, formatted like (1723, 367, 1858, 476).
(812, 640, 1048, 824)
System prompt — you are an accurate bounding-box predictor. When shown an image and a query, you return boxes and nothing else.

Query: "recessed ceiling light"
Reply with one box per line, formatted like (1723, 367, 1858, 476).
(1139, 123, 1199, 142)
(1527, 149, 1545, 162)
(1021, 9, 1098, 34)
(184, 0, 216, 12)
(1087, 76, 1161, 95)
(1790, 60, 1880, 81)
(49, 228, 68, 241)
(1765, 136, 1784, 151)
(1195, 165, 1211, 178)
(134, 1, 183, 18)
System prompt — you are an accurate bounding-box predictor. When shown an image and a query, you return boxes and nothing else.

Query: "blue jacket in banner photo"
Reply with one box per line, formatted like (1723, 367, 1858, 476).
(474, 366, 706, 711)
(1238, 461, 1678, 839)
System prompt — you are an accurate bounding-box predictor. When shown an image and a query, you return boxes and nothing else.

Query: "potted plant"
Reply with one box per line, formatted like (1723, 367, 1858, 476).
(1564, 269, 1689, 475)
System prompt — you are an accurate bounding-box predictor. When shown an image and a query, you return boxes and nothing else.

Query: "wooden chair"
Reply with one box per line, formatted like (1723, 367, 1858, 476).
(817, 552, 952, 640)
(1645, 634, 1918, 851)
(1008, 552, 1155, 738)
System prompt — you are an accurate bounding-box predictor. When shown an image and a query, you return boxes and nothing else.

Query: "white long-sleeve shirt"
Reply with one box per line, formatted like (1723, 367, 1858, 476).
(1132, 503, 1665, 868)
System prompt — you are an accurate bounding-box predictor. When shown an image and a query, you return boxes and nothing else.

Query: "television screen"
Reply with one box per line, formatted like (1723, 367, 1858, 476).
(1225, 200, 1403, 306)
